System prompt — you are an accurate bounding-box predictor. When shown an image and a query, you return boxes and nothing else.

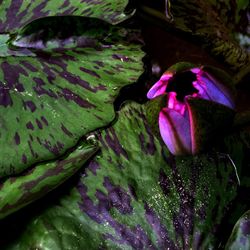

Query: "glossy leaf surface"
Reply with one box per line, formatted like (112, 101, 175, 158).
(138, 0, 249, 73)
(171, 0, 250, 72)
(0, 18, 144, 177)
(0, 139, 98, 219)
(0, 0, 130, 31)
(3, 102, 238, 249)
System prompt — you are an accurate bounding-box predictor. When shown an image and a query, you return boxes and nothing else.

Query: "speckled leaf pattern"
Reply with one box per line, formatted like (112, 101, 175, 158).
(0, 139, 98, 219)
(157, 0, 249, 72)
(0, 18, 144, 177)
(0, 0, 131, 31)
(174, 0, 250, 71)
(226, 210, 250, 250)
(0, 34, 34, 57)
(5, 102, 238, 249)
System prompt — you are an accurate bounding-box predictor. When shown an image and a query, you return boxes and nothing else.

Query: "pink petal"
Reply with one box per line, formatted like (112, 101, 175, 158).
(190, 67, 201, 74)
(167, 92, 186, 115)
(147, 73, 173, 99)
(197, 72, 234, 109)
(159, 108, 192, 155)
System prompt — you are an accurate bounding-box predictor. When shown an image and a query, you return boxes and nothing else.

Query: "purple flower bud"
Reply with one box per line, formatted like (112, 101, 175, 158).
(147, 63, 235, 155)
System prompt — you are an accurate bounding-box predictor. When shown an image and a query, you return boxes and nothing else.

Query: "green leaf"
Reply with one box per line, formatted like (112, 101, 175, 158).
(3, 102, 238, 249)
(0, 18, 144, 178)
(0, 138, 98, 219)
(225, 210, 250, 250)
(170, 0, 249, 72)
(0, 0, 131, 31)
(139, 0, 249, 73)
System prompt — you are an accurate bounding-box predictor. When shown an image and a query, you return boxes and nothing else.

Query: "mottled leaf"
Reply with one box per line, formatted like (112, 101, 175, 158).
(170, 0, 250, 72)
(0, 0, 131, 31)
(0, 138, 98, 219)
(225, 210, 250, 250)
(3, 102, 238, 249)
(0, 18, 144, 177)
(0, 34, 34, 57)
(138, 0, 249, 73)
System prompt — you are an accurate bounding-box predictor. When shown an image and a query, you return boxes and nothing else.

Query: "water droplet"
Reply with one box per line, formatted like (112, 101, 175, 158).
(86, 133, 98, 145)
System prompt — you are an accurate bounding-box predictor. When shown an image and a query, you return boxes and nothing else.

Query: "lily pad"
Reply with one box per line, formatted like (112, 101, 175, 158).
(0, 0, 131, 32)
(0, 138, 99, 219)
(0, 17, 144, 177)
(3, 102, 238, 249)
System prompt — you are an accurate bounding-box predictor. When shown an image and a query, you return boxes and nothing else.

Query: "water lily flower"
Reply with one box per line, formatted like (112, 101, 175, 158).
(147, 63, 235, 155)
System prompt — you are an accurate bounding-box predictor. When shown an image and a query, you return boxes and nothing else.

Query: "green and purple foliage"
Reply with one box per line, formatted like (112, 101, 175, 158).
(0, 0, 131, 30)
(1, 103, 239, 249)
(0, 139, 99, 219)
(0, 0, 145, 219)
(0, 19, 143, 177)
(0, 0, 249, 249)
(226, 210, 250, 249)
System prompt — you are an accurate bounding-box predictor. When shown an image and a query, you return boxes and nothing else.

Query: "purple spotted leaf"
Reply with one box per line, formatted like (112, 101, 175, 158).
(11, 16, 112, 50)
(2, 102, 239, 249)
(0, 34, 35, 57)
(137, 0, 250, 73)
(0, 18, 144, 178)
(225, 210, 250, 249)
(0, 0, 132, 32)
(0, 138, 99, 219)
